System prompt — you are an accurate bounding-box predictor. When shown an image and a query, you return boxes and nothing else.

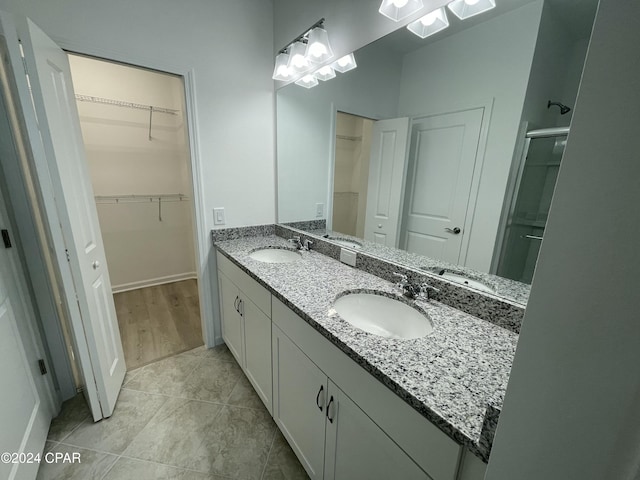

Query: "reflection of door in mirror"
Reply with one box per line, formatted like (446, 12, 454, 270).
(400, 107, 485, 264)
(331, 112, 374, 237)
(497, 129, 568, 283)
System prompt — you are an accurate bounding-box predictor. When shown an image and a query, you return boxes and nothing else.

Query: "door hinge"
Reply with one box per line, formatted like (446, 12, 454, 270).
(1, 229, 11, 248)
(65, 249, 70, 262)
(38, 359, 47, 375)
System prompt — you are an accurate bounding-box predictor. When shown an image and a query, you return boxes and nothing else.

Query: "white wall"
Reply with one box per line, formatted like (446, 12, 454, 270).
(396, 1, 543, 271)
(277, 43, 403, 222)
(486, 0, 640, 478)
(69, 55, 196, 291)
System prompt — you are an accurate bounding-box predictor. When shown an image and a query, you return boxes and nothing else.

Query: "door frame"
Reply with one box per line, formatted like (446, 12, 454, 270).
(8, 24, 214, 396)
(400, 99, 494, 267)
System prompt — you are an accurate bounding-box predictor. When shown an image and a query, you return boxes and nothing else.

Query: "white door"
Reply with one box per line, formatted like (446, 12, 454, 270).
(0, 12, 125, 420)
(363, 118, 410, 247)
(0, 183, 55, 480)
(400, 108, 484, 264)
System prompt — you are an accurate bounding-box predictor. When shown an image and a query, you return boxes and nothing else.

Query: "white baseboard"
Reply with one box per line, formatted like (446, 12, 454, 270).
(112, 272, 198, 294)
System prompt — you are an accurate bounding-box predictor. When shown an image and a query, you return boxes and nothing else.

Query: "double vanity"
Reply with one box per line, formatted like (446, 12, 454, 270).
(213, 224, 522, 480)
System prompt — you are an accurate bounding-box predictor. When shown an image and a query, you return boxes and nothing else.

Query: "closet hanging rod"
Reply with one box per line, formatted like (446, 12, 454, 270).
(94, 193, 189, 204)
(336, 134, 362, 142)
(75, 94, 179, 115)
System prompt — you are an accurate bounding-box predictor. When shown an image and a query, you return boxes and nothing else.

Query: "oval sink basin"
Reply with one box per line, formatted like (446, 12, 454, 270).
(425, 268, 496, 294)
(333, 292, 433, 340)
(249, 247, 302, 263)
(328, 237, 363, 250)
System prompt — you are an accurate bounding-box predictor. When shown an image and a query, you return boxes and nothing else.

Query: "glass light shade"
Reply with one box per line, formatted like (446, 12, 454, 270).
(378, 0, 423, 22)
(295, 74, 319, 89)
(314, 65, 336, 81)
(272, 52, 292, 81)
(407, 8, 449, 38)
(305, 27, 334, 64)
(331, 53, 357, 73)
(287, 41, 312, 75)
(447, 0, 496, 20)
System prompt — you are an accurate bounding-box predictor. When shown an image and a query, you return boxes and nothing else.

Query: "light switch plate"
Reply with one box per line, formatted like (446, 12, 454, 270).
(339, 248, 357, 267)
(316, 203, 324, 218)
(213, 207, 226, 225)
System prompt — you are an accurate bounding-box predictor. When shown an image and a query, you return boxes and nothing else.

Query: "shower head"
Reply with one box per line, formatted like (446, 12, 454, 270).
(548, 100, 571, 115)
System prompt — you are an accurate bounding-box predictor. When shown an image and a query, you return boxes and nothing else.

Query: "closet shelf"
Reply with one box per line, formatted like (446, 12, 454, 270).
(336, 134, 362, 142)
(94, 194, 189, 204)
(75, 94, 179, 115)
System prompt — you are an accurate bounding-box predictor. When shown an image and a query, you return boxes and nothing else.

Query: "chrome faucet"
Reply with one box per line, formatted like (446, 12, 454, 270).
(303, 239, 313, 251)
(288, 236, 303, 250)
(393, 273, 439, 301)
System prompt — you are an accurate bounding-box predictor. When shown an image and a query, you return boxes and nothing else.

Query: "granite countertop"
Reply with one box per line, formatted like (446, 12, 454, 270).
(305, 227, 531, 306)
(214, 235, 518, 461)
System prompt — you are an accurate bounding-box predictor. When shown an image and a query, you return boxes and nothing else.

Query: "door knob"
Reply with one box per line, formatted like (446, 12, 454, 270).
(445, 227, 461, 234)
(92, 260, 100, 269)
(378, 224, 382, 229)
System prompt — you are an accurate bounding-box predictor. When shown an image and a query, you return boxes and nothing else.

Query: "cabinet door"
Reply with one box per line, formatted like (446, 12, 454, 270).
(243, 295, 272, 413)
(218, 271, 243, 364)
(272, 325, 327, 480)
(324, 380, 431, 480)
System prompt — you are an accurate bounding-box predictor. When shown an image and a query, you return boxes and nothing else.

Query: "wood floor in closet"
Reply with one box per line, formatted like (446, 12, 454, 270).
(114, 279, 203, 371)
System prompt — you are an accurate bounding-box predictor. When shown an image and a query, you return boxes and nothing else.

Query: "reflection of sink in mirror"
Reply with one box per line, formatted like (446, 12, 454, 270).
(425, 268, 495, 294)
(276, 0, 597, 293)
(325, 236, 363, 250)
(333, 292, 433, 340)
(248, 248, 301, 263)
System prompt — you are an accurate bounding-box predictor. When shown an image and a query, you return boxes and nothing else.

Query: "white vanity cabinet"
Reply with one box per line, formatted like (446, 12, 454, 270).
(217, 252, 272, 413)
(272, 297, 463, 480)
(273, 324, 429, 480)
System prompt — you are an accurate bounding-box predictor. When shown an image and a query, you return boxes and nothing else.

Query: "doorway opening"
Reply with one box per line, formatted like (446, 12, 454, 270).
(67, 54, 203, 370)
(331, 112, 374, 237)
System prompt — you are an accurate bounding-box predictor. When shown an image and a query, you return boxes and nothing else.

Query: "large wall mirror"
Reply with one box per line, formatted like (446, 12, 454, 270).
(276, 0, 597, 304)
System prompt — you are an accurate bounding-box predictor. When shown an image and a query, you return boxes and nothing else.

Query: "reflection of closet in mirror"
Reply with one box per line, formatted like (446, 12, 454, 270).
(332, 112, 373, 237)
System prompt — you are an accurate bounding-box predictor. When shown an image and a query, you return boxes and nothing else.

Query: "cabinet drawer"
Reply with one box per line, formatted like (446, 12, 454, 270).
(272, 297, 461, 480)
(216, 251, 270, 317)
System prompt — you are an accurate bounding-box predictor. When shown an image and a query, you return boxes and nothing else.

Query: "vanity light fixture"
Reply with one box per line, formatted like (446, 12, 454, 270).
(306, 27, 334, 64)
(447, 0, 496, 20)
(379, 0, 424, 22)
(407, 7, 449, 38)
(331, 53, 357, 73)
(272, 52, 292, 81)
(287, 41, 312, 76)
(295, 74, 319, 89)
(273, 18, 335, 82)
(315, 65, 336, 81)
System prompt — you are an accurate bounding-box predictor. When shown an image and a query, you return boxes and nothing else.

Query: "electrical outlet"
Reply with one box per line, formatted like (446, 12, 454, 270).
(213, 207, 226, 225)
(316, 203, 324, 218)
(339, 248, 357, 267)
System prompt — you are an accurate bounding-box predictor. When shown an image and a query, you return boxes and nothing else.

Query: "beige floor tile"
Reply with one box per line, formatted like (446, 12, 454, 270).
(226, 375, 265, 410)
(123, 397, 223, 473)
(63, 389, 168, 454)
(36, 444, 118, 480)
(47, 395, 91, 442)
(103, 457, 224, 479)
(262, 431, 310, 480)
(205, 405, 276, 479)
(123, 354, 201, 396)
(181, 357, 243, 403)
(197, 344, 236, 363)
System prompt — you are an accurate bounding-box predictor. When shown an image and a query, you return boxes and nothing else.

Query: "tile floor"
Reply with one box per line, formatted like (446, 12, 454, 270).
(38, 345, 309, 480)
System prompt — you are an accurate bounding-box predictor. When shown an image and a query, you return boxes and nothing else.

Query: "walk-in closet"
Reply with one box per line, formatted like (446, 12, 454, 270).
(68, 55, 202, 369)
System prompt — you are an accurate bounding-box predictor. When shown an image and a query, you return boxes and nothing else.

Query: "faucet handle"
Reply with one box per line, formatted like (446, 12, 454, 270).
(303, 239, 313, 250)
(392, 272, 407, 281)
(419, 282, 440, 301)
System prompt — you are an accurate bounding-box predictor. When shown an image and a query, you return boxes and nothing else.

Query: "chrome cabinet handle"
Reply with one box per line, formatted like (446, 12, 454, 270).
(234, 296, 240, 313)
(521, 234, 543, 240)
(316, 385, 324, 412)
(92, 260, 100, 269)
(326, 395, 335, 423)
(445, 227, 461, 234)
